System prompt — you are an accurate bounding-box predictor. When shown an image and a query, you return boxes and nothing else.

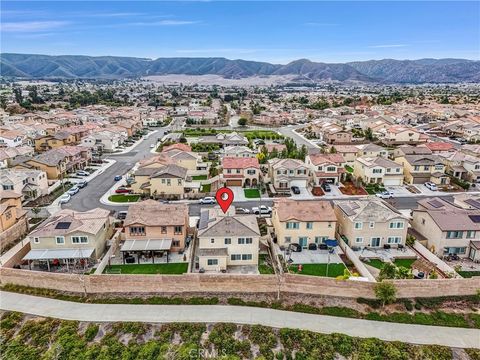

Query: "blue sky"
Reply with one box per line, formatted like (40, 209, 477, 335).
(1, 1, 479, 63)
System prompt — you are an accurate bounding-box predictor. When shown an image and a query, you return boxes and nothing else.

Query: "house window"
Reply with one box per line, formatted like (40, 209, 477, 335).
(475, 165, 480, 170)
(178, 179, 182, 185)
(224, 238, 231, 245)
(210, 238, 215, 244)
(5, 210, 12, 220)
(326, 166, 336, 172)
(372, 169, 382, 174)
(207, 259, 218, 266)
(421, 218, 426, 225)
(2, 185, 13, 191)
(414, 166, 420, 171)
(446, 231, 463, 239)
(174, 226, 182, 234)
(227, 169, 232, 174)
(167, 179, 171, 186)
(33, 237, 40, 244)
(443, 247, 466, 255)
(423, 165, 430, 171)
(245, 237, 253, 244)
(231, 254, 241, 261)
(161, 226, 167, 234)
(389, 221, 404, 229)
(286, 222, 299, 229)
(242, 254, 252, 261)
(306, 222, 313, 230)
(466, 231, 476, 239)
(162, 179, 166, 184)
(72, 236, 88, 244)
(247, 169, 256, 175)
(387, 236, 402, 244)
(130, 226, 145, 236)
(236, 169, 241, 174)
(277, 170, 281, 175)
(434, 165, 443, 171)
(172, 240, 180, 247)
(328, 222, 332, 228)
(238, 238, 246, 244)
(55, 236, 65, 245)
(396, 168, 401, 173)
(354, 222, 363, 230)
(369, 222, 375, 229)
(355, 237, 363, 243)
(284, 237, 291, 243)
(315, 236, 328, 244)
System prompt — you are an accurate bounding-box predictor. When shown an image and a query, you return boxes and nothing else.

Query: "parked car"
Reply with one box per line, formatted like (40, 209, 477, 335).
(76, 170, 90, 177)
(67, 186, 79, 196)
(150, 144, 155, 148)
(376, 191, 394, 199)
(424, 182, 438, 191)
(117, 211, 128, 220)
(77, 180, 88, 188)
(115, 187, 132, 194)
(321, 182, 331, 192)
(199, 197, 216, 204)
(114, 175, 122, 181)
(252, 205, 272, 215)
(236, 207, 251, 214)
(291, 186, 301, 194)
(58, 194, 71, 204)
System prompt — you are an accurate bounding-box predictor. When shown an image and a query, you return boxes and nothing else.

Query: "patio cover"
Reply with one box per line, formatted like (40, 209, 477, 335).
(23, 248, 95, 260)
(120, 239, 172, 252)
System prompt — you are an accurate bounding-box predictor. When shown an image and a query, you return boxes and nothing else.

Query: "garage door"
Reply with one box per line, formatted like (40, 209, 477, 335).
(290, 179, 307, 188)
(383, 178, 402, 186)
(226, 179, 243, 187)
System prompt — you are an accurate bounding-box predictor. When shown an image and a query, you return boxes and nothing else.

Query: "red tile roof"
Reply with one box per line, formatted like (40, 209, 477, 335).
(162, 143, 192, 152)
(308, 153, 345, 166)
(423, 142, 454, 152)
(223, 157, 259, 169)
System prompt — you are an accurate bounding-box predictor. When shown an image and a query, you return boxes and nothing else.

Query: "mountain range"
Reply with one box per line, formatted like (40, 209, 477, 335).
(1, 53, 479, 84)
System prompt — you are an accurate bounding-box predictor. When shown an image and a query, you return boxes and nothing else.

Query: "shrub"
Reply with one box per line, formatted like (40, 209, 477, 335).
(402, 299, 414, 311)
(374, 282, 397, 307)
(357, 297, 382, 309)
(84, 324, 99, 342)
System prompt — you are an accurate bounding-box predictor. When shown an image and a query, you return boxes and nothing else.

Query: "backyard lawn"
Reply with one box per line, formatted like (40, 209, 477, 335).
(458, 271, 480, 278)
(258, 254, 274, 274)
(192, 175, 208, 181)
(108, 194, 140, 203)
(289, 263, 347, 278)
(200, 184, 211, 192)
(364, 259, 416, 269)
(345, 165, 354, 173)
(244, 188, 261, 198)
(104, 263, 188, 274)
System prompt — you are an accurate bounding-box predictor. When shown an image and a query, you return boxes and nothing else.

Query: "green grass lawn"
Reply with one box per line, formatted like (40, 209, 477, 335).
(104, 263, 188, 274)
(258, 254, 274, 274)
(345, 165, 354, 173)
(365, 259, 416, 269)
(364, 184, 386, 195)
(458, 271, 480, 278)
(244, 188, 261, 198)
(200, 184, 211, 192)
(192, 175, 208, 181)
(108, 194, 140, 203)
(289, 263, 347, 278)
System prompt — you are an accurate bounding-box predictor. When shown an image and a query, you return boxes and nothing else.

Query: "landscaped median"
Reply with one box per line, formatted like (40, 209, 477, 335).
(244, 188, 260, 198)
(107, 194, 140, 203)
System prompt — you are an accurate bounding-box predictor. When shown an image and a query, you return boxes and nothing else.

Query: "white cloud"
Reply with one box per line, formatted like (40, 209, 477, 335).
(1, 21, 70, 32)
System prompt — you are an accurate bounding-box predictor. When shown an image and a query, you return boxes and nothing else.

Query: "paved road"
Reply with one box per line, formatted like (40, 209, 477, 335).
(1, 291, 478, 348)
(277, 125, 318, 150)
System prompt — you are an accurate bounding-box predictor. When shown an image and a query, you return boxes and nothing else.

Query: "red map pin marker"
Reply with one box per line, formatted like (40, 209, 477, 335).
(215, 187, 234, 213)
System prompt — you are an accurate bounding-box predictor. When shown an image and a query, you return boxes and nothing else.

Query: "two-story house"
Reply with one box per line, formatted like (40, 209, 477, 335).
(305, 153, 346, 186)
(412, 197, 480, 261)
(0, 129, 23, 147)
(222, 157, 260, 187)
(0, 191, 28, 250)
(34, 131, 77, 152)
(267, 158, 309, 192)
(272, 199, 336, 248)
(394, 154, 449, 185)
(197, 207, 260, 272)
(334, 199, 408, 248)
(0, 169, 49, 201)
(23, 208, 112, 270)
(353, 156, 404, 186)
(122, 200, 189, 262)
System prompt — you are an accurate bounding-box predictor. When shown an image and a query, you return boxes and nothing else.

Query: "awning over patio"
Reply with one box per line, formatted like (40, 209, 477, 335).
(23, 248, 95, 260)
(120, 239, 172, 252)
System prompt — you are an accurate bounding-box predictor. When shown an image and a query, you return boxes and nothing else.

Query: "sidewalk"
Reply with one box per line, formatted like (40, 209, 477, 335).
(1, 291, 478, 348)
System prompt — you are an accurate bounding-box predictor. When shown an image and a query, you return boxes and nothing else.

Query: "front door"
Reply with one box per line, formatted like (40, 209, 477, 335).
(370, 237, 381, 247)
(469, 247, 477, 261)
(299, 237, 308, 248)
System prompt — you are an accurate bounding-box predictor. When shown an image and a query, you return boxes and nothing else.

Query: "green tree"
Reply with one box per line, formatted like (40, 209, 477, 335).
(238, 117, 248, 126)
(379, 263, 397, 280)
(374, 282, 397, 307)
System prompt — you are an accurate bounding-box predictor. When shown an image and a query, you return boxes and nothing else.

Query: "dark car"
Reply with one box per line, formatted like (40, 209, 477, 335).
(114, 175, 122, 181)
(291, 186, 301, 194)
(289, 243, 302, 252)
(321, 182, 331, 192)
(308, 243, 317, 250)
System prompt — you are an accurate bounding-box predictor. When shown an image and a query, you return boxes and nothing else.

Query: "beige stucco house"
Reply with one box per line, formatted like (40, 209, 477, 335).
(394, 154, 450, 185)
(353, 156, 404, 186)
(272, 199, 336, 248)
(267, 158, 309, 191)
(334, 199, 408, 249)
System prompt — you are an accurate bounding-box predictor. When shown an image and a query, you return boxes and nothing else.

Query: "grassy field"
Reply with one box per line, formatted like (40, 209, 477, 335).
(104, 263, 188, 274)
(289, 263, 347, 278)
(258, 254, 274, 274)
(108, 194, 140, 203)
(244, 188, 261, 198)
(458, 271, 480, 278)
(192, 175, 208, 181)
(182, 128, 283, 140)
(365, 259, 416, 269)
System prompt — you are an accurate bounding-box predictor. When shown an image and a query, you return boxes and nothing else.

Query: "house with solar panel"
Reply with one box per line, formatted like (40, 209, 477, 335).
(23, 208, 112, 271)
(412, 197, 480, 261)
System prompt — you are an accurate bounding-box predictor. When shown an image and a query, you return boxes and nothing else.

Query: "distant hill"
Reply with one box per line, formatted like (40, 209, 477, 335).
(1, 53, 479, 83)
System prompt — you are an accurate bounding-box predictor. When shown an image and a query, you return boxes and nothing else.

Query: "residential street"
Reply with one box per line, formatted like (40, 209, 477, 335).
(1, 291, 478, 349)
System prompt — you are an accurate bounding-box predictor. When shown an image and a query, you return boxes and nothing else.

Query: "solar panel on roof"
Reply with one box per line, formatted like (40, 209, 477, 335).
(427, 200, 443, 208)
(469, 215, 480, 223)
(55, 221, 71, 229)
(465, 199, 480, 209)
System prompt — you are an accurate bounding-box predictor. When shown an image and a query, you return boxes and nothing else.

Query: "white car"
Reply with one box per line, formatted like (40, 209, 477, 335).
(252, 205, 272, 215)
(58, 194, 71, 204)
(150, 144, 155, 148)
(424, 182, 438, 191)
(67, 186, 80, 196)
(376, 191, 394, 199)
(199, 197, 216, 205)
(76, 170, 90, 176)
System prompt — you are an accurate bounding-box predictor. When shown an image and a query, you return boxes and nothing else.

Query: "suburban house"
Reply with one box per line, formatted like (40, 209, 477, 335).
(438, 151, 480, 183)
(305, 153, 346, 185)
(122, 200, 189, 262)
(267, 158, 309, 192)
(334, 199, 409, 249)
(412, 197, 480, 261)
(197, 207, 260, 272)
(394, 154, 450, 185)
(392, 144, 433, 159)
(0, 191, 28, 249)
(421, 142, 455, 153)
(34, 131, 77, 152)
(162, 148, 203, 172)
(197, 132, 248, 148)
(0, 169, 49, 201)
(80, 130, 125, 153)
(131, 164, 189, 199)
(223, 145, 256, 158)
(24, 208, 112, 269)
(222, 157, 260, 187)
(272, 199, 336, 248)
(355, 143, 389, 158)
(312, 122, 352, 144)
(329, 145, 358, 165)
(0, 129, 24, 147)
(378, 125, 426, 145)
(19, 150, 69, 180)
(353, 156, 404, 186)
(0, 146, 34, 168)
